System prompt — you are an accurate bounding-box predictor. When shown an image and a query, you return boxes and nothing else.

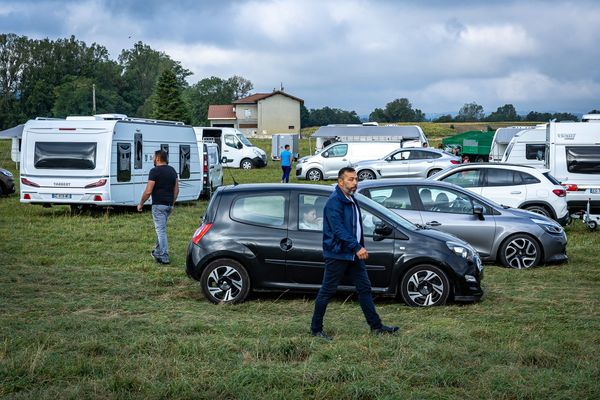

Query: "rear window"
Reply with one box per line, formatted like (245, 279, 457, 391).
(543, 172, 561, 185)
(231, 195, 286, 228)
(566, 146, 600, 174)
(34, 142, 96, 169)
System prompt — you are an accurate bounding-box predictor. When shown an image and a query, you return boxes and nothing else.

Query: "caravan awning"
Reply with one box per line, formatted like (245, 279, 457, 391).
(312, 125, 422, 139)
(0, 124, 24, 139)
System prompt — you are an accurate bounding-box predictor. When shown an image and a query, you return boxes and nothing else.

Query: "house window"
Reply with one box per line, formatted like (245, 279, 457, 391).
(288, 125, 294, 129)
(244, 109, 251, 118)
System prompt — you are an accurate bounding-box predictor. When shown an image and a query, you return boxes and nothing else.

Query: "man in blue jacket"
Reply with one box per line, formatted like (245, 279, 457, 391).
(310, 167, 399, 340)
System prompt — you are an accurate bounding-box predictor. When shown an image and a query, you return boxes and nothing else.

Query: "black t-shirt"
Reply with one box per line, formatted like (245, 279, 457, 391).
(148, 165, 177, 205)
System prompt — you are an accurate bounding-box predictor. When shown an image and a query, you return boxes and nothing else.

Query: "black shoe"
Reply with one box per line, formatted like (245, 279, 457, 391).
(371, 325, 400, 335)
(151, 251, 160, 263)
(311, 331, 333, 341)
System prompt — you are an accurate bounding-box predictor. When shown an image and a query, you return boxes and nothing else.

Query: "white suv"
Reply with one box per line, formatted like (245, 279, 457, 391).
(429, 163, 569, 225)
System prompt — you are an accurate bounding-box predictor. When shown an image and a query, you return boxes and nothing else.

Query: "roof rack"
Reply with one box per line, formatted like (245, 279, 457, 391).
(124, 117, 185, 126)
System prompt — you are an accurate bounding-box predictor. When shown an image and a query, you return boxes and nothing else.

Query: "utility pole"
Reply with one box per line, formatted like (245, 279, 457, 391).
(92, 84, 96, 114)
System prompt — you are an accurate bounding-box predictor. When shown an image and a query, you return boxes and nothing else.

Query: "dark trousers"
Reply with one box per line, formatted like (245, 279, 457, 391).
(281, 166, 291, 183)
(311, 258, 382, 333)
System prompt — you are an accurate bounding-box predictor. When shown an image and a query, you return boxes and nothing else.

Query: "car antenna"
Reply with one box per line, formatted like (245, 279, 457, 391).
(222, 156, 239, 186)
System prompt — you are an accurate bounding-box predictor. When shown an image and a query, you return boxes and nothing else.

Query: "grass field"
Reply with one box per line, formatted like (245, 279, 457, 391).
(1, 137, 599, 399)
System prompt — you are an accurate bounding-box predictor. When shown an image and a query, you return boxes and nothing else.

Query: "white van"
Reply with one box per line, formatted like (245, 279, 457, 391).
(20, 115, 202, 208)
(193, 127, 267, 169)
(200, 142, 223, 198)
(489, 126, 534, 161)
(296, 141, 403, 181)
(545, 121, 600, 214)
(501, 125, 547, 168)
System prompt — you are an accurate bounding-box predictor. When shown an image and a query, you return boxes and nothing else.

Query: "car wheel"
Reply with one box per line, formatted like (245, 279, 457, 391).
(240, 159, 253, 170)
(523, 204, 551, 218)
(400, 264, 450, 307)
(586, 220, 598, 231)
(306, 168, 323, 181)
(358, 170, 376, 181)
(499, 234, 541, 269)
(200, 258, 250, 304)
(427, 169, 441, 177)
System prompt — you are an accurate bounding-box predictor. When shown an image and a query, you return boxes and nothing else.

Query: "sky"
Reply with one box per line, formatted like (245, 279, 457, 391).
(2, 0, 599, 116)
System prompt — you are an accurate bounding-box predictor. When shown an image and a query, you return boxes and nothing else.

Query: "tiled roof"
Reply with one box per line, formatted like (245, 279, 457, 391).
(207, 105, 236, 120)
(233, 91, 304, 104)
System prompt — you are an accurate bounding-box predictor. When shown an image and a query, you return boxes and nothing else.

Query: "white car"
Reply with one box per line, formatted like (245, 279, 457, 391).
(429, 163, 569, 225)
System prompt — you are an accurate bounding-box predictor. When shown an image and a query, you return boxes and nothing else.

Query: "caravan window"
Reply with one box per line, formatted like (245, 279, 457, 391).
(566, 146, 600, 174)
(161, 144, 169, 162)
(179, 145, 191, 179)
(134, 133, 143, 169)
(34, 142, 96, 169)
(526, 144, 546, 160)
(117, 143, 131, 182)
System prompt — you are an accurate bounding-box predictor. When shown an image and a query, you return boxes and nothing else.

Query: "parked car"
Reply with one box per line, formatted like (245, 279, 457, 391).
(0, 168, 15, 195)
(186, 184, 483, 307)
(357, 179, 567, 269)
(429, 163, 569, 225)
(353, 148, 461, 180)
(201, 142, 223, 199)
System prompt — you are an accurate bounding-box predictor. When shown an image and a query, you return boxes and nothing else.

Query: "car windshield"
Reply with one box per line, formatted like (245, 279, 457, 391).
(237, 133, 253, 147)
(355, 192, 418, 231)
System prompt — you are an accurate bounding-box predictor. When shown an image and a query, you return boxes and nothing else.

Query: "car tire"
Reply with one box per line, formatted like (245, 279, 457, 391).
(499, 234, 542, 269)
(240, 158, 253, 170)
(523, 204, 552, 218)
(587, 220, 598, 231)
(0, 184, 4, 196)
(357, 170, 376, 181)
(306, 168, 323, 181)
(427, 169, 441, 177)
(400, 264, 450, 307)
(200, 258, 251, 304)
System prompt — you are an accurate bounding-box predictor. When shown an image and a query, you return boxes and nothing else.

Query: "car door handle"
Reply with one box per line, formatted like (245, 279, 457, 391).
(426, 221, 442, 227)
(224, 149, 229, 152)
(342, 158, 347, 161)
(510, 191, 522, 194)
(279, 238, 292, 251)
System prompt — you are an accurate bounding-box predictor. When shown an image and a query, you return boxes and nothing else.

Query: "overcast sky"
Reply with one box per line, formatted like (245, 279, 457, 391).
(2, 0, 599, 116)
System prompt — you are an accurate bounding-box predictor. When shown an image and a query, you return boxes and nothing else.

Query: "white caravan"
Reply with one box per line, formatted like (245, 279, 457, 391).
(582, 113, 600, 122)
(193, 127, 267, 169)
(489, 126, 534, 161)
(20, 115, 201, 208)
(501, 125, 547, 168)
(545, 121, 600, 214)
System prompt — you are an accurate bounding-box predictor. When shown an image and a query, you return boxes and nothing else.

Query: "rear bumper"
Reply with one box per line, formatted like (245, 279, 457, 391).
(566, 191, 600, 214)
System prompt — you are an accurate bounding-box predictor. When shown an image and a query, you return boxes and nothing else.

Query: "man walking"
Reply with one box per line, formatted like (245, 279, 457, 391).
(137, 149, 179, 265)
(310, 167, 399, 340)
(280, 144, 293, 183)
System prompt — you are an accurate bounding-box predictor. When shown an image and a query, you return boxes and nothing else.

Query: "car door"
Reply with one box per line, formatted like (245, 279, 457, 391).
(480, 169, 524, 208)
(223, 134, 241, 166)
(407, 150, 433, 178)
(415, 185, 496, 258)
(379, 150, 411, 178)
(210, 146, 223, 186)
(436, 168, 484, 197)
(321, 144, 350, 178)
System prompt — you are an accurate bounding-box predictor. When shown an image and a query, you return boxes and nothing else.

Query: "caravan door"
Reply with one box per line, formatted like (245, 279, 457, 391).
(133, 132, 145, 204)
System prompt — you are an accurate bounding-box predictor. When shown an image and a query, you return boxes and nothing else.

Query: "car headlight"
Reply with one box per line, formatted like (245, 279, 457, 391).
(446, 241, 475, 260)
(531, 218, 563, 234)
(0, 169, 13, 177)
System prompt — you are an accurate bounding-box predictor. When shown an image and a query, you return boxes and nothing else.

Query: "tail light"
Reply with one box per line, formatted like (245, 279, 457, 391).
(93, 195, 103, 201)
(552, 189, 566, 197)
(450, 160, 460, 164)
(562, 183, 578, 191)
(21, 178, 40, 187)
(85, 179, 107, 189)
(192, 223, 213, 245)
(24, 194, 31, 199)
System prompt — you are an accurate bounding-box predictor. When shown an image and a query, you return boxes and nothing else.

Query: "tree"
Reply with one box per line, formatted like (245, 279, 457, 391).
(152, 69, 189, 123)
(588, 109, 600, 114)
(432, 114, 453, 123)
(369, 108, 387, 122)
(456, 102, 484, 121)
(551, 112, 578, 121)
(307, 107, 361, 126)
(300, 103, 310, 128)
(524, 111, 552, 122)
(0, 33, 28, 128)
(486, 104, 519, 122)
(369, 98, 425, 122)
(227, 75, 253, 100)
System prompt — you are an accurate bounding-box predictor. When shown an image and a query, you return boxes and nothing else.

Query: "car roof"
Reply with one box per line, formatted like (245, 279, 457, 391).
(436, 162, 549, 174)
(357, 178, 461, 190)
(220, 183, 335, 194)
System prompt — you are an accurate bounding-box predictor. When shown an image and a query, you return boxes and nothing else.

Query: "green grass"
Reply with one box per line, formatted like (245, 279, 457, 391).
(1, 136, 599, 399)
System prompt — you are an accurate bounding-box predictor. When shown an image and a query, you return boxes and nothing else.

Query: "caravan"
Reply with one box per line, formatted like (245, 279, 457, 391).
(20, 115, 202, 208)
(501, 125, 547, 168)
(489, 126, 534, 162)
(193, 127, 267, 169)
(545, 121, 600, 214)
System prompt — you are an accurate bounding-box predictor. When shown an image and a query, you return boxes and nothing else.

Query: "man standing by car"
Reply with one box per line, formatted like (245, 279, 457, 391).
(137, 150, 179, 265)
(280, 144, 293, 183)
(310, 167, 399, 340)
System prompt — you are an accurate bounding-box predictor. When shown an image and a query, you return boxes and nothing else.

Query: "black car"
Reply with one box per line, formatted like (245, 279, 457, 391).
(0, 168, 15, 195)
(186, 184, 483, 307)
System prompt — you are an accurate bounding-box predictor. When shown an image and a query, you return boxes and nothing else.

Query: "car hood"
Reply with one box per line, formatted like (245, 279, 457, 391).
(414, 225, 471, 246)
(501, 207, 557, 224)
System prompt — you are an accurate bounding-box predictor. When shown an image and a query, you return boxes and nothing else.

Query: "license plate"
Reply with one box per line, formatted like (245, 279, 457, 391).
(52, 194, 72, 199)
(590, 188, 600, 194)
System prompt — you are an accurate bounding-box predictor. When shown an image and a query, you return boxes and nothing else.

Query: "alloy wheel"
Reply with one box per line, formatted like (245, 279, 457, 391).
(404, 269, 446, 306)
(504, 237, 538, 269)
(206, 265, 244, 302)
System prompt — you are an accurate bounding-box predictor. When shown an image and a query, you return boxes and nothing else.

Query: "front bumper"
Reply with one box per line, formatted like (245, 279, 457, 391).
(540, 231, 568, 264)
(1, 178, 15, 194)
(252, 156, 267, 168)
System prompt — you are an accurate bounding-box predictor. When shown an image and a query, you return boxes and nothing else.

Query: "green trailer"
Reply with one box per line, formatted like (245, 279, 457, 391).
(442, 130, 494, 161)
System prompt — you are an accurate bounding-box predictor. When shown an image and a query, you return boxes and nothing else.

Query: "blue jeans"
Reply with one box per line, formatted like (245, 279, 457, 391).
(151, 204, 173, 262)
(281, 166, 291, 183)
(311, 258, 382, 333)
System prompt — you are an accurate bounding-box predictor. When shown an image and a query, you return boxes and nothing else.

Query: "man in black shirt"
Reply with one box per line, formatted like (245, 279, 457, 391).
(137, 150, 179, 264)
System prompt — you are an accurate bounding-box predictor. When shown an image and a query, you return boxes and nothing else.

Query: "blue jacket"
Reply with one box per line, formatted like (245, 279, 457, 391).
(323, 185, 364, 261)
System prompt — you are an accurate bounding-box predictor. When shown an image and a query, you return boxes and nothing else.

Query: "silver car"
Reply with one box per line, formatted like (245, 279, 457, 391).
(357, 179, 567, 269)
(353, 148, 461, 181)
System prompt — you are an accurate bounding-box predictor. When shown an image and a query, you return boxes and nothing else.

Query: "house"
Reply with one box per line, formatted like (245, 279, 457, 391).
(208, 90, 303, 136)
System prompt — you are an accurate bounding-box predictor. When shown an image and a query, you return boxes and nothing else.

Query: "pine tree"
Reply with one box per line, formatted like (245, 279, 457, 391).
(152, 69, 189, 123)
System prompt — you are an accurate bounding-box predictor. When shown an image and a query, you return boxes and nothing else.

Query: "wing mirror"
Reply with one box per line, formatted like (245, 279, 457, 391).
(385, 156, 392, 162)
(373, 223, 393, 240)
(237, 142, 243, 149)
(221, 156, 228, 163)
(322, 151, 329, 158)
(473, 205, 485, 220)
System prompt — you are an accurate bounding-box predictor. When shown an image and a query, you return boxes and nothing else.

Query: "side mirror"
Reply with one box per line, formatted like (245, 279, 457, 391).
(237, 142, 243, 149)
(221, 156, 228, 163)
(322, 151, 329, 158)
(373, 223, 393, 240)
(385, 156, 392, 162)
(473, 205, 485, 220)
